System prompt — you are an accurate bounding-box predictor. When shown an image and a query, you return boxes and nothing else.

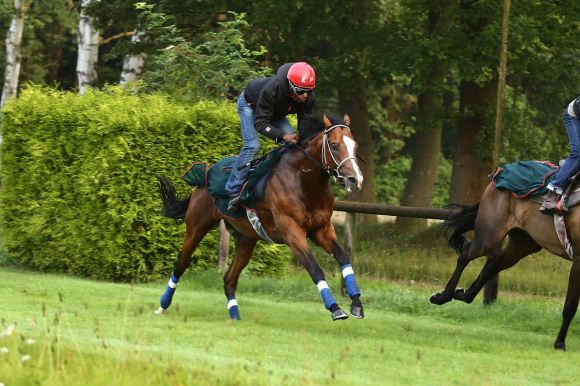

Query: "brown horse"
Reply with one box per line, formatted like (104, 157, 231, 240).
(154, 114, 365, 321)
(430, 182, 580, 349)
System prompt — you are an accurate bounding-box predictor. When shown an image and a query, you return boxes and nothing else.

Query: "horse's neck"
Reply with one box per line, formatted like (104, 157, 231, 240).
(287, 142, 331, 192)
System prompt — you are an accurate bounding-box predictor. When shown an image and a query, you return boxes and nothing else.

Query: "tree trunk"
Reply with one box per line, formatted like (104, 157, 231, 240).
(77, 0, 99, 95)
(449, 79, 496, 203)
(1, 0, 26, 109)
(120, 29, 146, 84)
(397, 0, 458, 229)
(339, 85, 376, 223)
(397, 92, 443, 228)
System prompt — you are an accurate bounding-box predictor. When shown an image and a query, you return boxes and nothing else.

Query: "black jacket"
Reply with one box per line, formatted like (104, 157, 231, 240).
(243, 63, 316, 140)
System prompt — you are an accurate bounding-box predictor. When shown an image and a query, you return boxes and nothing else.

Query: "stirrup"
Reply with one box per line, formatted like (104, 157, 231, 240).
(227, 195, 241, 211)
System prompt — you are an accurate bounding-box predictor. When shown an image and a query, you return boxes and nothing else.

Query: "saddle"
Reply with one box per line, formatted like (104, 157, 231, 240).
(492, 160, 579, 260)
(182, 146, 289, 219)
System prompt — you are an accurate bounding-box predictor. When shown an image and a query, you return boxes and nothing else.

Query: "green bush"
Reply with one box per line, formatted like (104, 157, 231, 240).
(375, 154, 451, 207)
(0, 86, 290, 281)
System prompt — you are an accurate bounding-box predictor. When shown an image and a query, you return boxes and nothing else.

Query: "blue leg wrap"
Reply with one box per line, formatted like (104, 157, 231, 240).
(227, 297, 241, 320)
(317, 281, 337, 310)
(160, 275, 179, 309)
(342, 264, 361, 297)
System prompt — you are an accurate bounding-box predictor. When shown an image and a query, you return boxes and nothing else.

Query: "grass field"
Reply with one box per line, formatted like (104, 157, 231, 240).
(2, 264, 580, 386)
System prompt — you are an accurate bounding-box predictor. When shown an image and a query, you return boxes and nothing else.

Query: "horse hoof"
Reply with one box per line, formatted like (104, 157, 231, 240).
(350, 305, 365, 319)
(228, 306, 241, 320)
(154, 307, 166, 315)
(554, 341, 566, 351)
(453, 288, 465, 299)
(430, 292, 451, 305)
(331, 309, 349, 321)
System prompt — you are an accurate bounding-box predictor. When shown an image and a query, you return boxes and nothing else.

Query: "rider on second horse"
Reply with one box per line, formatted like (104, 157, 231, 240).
(225, 62, 317, 210)
(540, 96, 580, 215)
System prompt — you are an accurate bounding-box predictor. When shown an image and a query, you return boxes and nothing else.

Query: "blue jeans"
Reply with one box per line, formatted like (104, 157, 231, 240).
(224, 92, 294, 197)
(550, 109, 580, 193)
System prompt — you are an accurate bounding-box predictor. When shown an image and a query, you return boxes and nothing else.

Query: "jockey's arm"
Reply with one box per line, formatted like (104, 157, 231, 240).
(254, 86, 284, 141)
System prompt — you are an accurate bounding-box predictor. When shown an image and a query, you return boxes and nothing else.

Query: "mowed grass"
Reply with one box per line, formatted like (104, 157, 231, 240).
(334, 222, 574, 298)
(2, 266, 580, 386)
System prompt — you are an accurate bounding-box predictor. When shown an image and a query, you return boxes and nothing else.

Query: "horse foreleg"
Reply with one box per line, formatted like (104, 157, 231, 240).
(554, 259, 580, 350)
(454, 229, 541, 304)
(156, 190, 219, 315)
(223, 234, 257, 320)
(280, 218, 347, 321)
(311, 224, 364, 318)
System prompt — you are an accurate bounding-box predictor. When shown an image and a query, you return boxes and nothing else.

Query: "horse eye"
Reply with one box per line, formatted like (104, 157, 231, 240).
(331, 143, 339, 151)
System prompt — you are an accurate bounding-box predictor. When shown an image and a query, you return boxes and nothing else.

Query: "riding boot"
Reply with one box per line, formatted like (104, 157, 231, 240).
(539, 190, 562, 215)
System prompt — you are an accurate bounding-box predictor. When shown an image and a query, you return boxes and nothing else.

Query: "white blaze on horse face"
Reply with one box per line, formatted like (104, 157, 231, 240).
(343, 136, 363, 188)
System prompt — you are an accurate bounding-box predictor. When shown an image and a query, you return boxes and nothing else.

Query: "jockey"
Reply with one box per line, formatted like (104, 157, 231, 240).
(540, 96, 580, 215)
(225, 62, 317, 210)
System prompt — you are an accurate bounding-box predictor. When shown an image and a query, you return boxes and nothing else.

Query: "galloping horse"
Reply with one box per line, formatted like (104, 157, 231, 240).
(155, 114, 365, 321)
(430, 182, 580, 350)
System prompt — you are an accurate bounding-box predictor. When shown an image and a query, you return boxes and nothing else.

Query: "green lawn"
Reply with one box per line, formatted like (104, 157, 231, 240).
(1, 267, 580, 386)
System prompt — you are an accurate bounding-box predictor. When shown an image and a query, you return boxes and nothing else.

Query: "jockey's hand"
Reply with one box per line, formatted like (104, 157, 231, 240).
(282, 133, 299, 144)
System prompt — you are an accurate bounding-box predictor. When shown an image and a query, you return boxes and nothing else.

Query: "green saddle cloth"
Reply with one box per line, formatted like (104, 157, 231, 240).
(183, 147, 287, 218)
(491, 160, 558, 198)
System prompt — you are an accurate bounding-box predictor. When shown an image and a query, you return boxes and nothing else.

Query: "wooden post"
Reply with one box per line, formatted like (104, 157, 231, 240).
(217, 220, 229, 270)
(485, 0, 511, 305)
(483, 271, 499, 305)
(341, 212, 355, 295)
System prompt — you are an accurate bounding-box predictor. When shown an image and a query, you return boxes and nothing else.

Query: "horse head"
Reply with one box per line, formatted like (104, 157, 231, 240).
(317, 114, 364, 192)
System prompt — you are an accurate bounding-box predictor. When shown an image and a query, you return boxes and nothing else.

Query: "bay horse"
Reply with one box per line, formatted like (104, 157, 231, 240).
(154, 114, 365, 321)
(430, 182, 580, 350)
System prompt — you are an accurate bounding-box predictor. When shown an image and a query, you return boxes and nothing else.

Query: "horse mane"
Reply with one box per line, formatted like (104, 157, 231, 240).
(298, 112, 345, 145)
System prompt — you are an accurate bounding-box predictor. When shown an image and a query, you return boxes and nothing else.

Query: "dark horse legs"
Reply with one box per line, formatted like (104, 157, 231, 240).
(156, 189, 219, 314)
(453, 229, 541, 303)
(312, 224, 364, 318)
(431, 228, 540, 305)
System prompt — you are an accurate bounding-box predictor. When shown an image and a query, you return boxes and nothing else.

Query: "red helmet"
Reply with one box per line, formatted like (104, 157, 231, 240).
(287, 62, 316, 89)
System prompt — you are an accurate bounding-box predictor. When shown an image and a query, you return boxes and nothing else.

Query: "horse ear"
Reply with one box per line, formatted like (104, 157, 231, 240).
(344, 114, 351, 126)
(323, 114, 332, 127)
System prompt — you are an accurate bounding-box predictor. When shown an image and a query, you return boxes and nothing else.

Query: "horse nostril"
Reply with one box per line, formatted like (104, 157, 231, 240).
(348, 177, 357, 185)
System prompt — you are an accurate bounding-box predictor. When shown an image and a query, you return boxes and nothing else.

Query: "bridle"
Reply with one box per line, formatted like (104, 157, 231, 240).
(294, 124, 361, 187)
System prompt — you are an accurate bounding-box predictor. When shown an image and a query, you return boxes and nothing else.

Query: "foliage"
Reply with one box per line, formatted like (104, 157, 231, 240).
(500, 87, 564, 164)
(0, 86, 289, 281)
(138, 8, 270, 102)
(374, 153, 450, 206)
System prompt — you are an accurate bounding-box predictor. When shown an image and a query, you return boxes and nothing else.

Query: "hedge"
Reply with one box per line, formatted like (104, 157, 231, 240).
(0, 86, 291, 281)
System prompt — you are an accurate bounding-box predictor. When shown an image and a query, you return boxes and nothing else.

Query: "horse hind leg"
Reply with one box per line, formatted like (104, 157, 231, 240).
(453, 228, 541, 304)
(554, 259, 580, 350)
(156, 189, 219, 314)
(222, 234, 258, 320)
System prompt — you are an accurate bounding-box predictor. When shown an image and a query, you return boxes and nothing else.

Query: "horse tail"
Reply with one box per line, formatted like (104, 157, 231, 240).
(443, 203, 480, 254)
(154, 174, 191, 219)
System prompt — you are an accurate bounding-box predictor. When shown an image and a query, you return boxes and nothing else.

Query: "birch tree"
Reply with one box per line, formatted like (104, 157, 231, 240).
(120, 28, 146, 84)
(76, 0, 99, 94)
(1, 0, 26, 109)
